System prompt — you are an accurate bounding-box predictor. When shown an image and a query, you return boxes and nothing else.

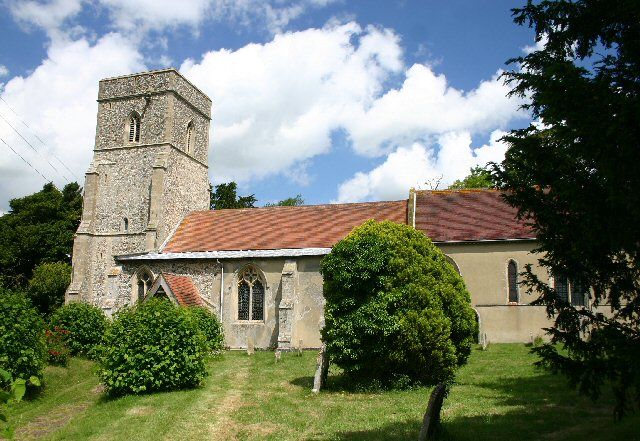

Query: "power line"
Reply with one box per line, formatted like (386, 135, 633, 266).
(0, 136, 50, 182)
(0, 111, 70, 183)
(0, 96, 80, 180)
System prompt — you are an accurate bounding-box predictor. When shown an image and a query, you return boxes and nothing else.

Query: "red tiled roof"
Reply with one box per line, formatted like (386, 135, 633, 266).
(414, 189, 534, 242)
(163, 201, 408, 253)
(162, 273, 204, 307)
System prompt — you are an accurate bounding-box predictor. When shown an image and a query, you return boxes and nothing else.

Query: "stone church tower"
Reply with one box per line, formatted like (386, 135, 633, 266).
(66, 69, 212, 312)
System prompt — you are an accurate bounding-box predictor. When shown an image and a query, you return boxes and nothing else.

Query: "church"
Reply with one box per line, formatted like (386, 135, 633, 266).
(66, 68, 577, 349)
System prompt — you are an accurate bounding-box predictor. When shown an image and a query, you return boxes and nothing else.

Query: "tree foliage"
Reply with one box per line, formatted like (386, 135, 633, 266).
(496, 0, 640, 417)
(449, 166, 496, 189)
(0, 182, 82, 288)
(264, 194, 305, 207)
(27, 262, 71, 316)
(209, 182, 257, 210)
(0, 292, 47, 386)
(320, 220, 477, 387)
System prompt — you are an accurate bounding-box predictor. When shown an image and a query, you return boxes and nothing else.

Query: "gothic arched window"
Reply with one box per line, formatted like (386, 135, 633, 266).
(128, 114, 141, 143)
(137, 268, 153, 301)
(571, 281, 588, 307)
(554, 274, 569, 302)
(123, 217, 129, 232)
(185, 122, 195, 154)
(508, 260, 519, 303)
(237, 266, 264, 321)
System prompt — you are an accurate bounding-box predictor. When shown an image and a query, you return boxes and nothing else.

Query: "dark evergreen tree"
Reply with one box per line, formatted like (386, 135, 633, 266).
(496, 0, 640, 417)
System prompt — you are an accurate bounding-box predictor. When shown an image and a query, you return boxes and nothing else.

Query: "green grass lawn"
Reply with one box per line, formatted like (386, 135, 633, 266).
(3, 344, 639, 440)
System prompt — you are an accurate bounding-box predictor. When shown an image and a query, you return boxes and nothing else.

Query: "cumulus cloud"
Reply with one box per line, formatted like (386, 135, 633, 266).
(0, 33, 145, 210)
(335, 130, 508, 202)
(6, 0, 84, 36)
(343, 65, 522, 157)
(180, 22, 404, 183)
(0, 65, 8, 78)
(5, 0, 338, 36)
(179, 22, 523, 186)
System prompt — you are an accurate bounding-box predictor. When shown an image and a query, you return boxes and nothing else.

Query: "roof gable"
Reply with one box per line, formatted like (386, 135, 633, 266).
(148, 273, 204, 307)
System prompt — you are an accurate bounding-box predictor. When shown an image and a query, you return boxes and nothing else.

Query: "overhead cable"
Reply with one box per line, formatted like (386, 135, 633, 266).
(0, 135, 50, 182)
(0, 111, 70, 183)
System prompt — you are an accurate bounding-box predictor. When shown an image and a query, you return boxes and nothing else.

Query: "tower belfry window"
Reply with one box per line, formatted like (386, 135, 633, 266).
(186, 122, 194, 154)
(129, 115, 140, 143)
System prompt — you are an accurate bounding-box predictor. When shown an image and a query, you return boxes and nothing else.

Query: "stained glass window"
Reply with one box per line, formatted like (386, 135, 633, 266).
(555, 274, 569, 302)
(238, 280, 250, 320)
(252, 280, 264, 320)
(508, 260, 518, 303)
(237, 266, 265, 321)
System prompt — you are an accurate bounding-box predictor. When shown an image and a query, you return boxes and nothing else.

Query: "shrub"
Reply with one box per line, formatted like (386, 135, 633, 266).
(50, 302, 108, 359)
(0, 292, 47, 385)
(98, 299, 208, 395)
(28, 261, 71, 316)
(45, 327, 71, 366)
(184, 306, 224, 353)
(320, 220, 477, 387)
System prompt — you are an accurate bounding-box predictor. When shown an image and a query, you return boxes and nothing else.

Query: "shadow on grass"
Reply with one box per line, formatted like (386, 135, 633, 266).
(321, 372, 631, 441)
(327, 420, 420, 441)
(436, 373, 624, 441)
(291, 371, 430, 394)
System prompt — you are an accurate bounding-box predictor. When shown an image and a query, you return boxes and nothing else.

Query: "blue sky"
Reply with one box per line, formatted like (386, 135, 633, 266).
(0, 0, 535, 210)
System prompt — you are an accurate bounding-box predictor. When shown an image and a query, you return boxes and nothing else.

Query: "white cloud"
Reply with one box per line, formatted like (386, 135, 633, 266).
(6, 0, 84, 36)
(0, 33, 145, 210)
(343, 65, 523, 157)
(5, 0, 339, 37)
(99, 0, 212, 32)
(179, 21, 523, 186)
(0, 65, 9, 78)
(180, 22, 404, 183)
(335, 130, 508, 202)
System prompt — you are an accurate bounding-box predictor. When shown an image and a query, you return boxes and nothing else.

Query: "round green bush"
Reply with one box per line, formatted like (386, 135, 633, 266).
(320, 220, 477, 387)
(50, 302, 108, 358)
(184, 306, 224, 353)
(0, 292, 47, 384)
(98, 299, 208, 395)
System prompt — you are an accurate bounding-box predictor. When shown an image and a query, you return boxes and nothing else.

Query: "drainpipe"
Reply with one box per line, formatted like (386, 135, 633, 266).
(216, 259, 224, 322)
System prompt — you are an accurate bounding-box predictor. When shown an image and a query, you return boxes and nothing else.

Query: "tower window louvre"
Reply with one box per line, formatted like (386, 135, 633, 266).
(128, 115, 140, 143)
(186, 122, 195, 154)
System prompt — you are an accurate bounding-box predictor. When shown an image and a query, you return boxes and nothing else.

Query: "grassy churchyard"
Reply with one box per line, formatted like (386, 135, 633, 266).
(4, 344, 639, 441)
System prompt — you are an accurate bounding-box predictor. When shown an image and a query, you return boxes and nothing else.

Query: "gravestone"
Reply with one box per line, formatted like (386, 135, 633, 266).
(311, 344, 329, 393)
(480, 332, 488, 351)
(246, 336, 255, 356)
(297, 339, 304, 357)
(418, 383, 447, 441)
